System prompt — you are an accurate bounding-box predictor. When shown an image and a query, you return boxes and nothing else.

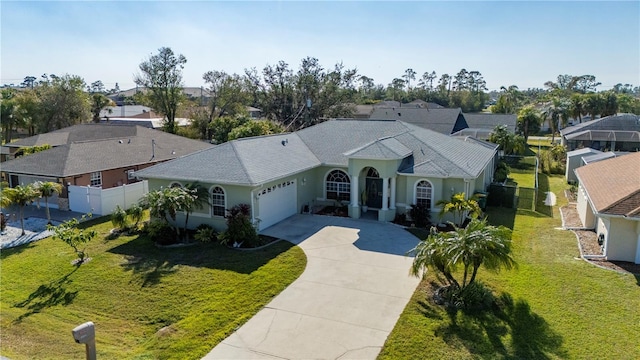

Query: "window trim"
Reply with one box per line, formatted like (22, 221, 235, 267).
(210, 185, 226, 218)
(414, 179, 433, 210)
(325, 169, 351, 202)
(90, 171, 102, 187)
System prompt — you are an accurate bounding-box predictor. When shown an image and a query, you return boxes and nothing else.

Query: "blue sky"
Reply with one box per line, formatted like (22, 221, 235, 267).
(1, 1, 638, 91)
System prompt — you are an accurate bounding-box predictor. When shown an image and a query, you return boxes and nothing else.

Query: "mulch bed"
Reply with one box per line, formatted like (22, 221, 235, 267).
(560, 204, 583, 228)
(562, 191, 639, 275)
(315, 206, 349, 217)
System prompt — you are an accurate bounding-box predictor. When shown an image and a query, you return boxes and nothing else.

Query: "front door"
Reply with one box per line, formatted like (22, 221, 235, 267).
(366, 178, 383, 209)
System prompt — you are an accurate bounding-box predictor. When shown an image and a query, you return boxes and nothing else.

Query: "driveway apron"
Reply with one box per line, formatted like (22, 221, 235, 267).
(203, 215, 420, 359)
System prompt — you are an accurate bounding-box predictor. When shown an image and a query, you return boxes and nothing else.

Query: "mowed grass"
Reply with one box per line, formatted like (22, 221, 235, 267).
(379, 174, 640, 359)
(0, 217, 306, 360)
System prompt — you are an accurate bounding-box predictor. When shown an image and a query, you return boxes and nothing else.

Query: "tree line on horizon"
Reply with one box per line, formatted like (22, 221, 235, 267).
(2, 47, 639, 144)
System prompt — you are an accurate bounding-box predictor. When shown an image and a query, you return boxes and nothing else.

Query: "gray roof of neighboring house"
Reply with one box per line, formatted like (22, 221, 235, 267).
(463, 113, 517, 133)
(581, 151, 625, 164)
(567, 147, 602, 157)
(3, 124, 139, 148)
(560, 113, 640, 137)
(564, 130, 640, 142)
(369, 108, 467, 134)
(1, 124, 212, 177)
(450, 128, 493, 140)
(137, 119, 497, 185)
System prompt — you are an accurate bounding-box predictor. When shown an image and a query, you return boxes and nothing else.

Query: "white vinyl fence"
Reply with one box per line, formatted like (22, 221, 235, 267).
(68, 181, 148, 215)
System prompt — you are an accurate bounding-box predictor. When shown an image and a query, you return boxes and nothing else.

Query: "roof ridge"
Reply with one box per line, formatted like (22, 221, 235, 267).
(229, 141, 255, 184)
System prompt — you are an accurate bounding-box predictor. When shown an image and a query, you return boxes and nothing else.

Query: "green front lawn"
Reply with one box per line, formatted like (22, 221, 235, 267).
(0, 217, 306, 359)
(380, 174, 640, 359)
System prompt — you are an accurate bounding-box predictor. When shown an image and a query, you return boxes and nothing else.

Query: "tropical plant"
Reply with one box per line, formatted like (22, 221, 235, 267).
(436, 192, 481, 227)
(181, 183, 210, 239)
(408, 203, 431, 228)
(0, 181, 12, 209)
(409, 218, 516, 309)
(138, 186, 190, 241)
(220, 204, 258, 248)
(125, 204, 144, 230)
(48, 215, 96, 264)
(516, 105, 541, 142)
(111, 205, 129, 232)
(194, 224, 217, 243)
(33, 181, 63, 224)
(1, 184, 40, 235)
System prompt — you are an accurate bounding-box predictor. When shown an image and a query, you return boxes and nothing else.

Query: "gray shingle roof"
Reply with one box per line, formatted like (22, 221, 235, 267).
(135, 133, 321, 185)
(560, 113, 640, 137)
(462, 113, 517, 133)
(369, 108, 467, 134)
(136, 119, 497, 184)
(344, 137, 412, 160)
(1, 124, 211, 177)
(3, 123, 139, 148)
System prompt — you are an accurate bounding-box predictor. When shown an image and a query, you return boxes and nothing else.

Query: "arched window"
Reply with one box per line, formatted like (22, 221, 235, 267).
(211, 186, 226, 217)
(415, 180, 432, 209)
(326, 170, 350, 202)
(366, 168, 379, 178)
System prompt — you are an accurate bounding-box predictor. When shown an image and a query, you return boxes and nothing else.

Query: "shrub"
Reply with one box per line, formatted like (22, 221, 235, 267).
(126, 204, 144, 230)
(221, 204, 258, 247)
(111, 205, 129, 231)
(438, 281, 495, 312)
(393, 212, 407, 225)
(494, 161, 510, 183)
(194, 224, 217, 243)
(409, 204, 431, 228)
(144, 220, 176, 245)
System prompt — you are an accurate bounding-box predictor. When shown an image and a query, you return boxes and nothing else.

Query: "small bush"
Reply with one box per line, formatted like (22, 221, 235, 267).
(439, 282, 495, 312)
(222, 204, 258, 247)
(194, 224, 217, 243)
(494, 161, 510, 183)
(126, 204, 144, 230)
(111, 205, 129, 231)
(144, 220, 176, 245)
(409, 204, 431, 228)
(393, 212, 407, 226)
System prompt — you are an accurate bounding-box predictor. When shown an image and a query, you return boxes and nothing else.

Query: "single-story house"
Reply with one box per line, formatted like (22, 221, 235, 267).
(560, 114, 640, 151)
(101, 111, 192, 129)
(452, 113, 517, 140)
(565, 148, 602, 183)
(574, 152, 640, 264)
(99, 105, 152, 119)
(1, 124, 211, 210)
(369, 108, 469, 135)
(136, 119, 498, 231)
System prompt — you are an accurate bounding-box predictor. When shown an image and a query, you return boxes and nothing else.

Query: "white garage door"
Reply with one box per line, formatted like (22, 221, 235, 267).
(257, 180, 297, 230)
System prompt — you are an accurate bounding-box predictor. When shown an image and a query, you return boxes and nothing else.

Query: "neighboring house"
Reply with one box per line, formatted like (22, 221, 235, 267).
(99, 105, 152, 119)
(565, 148, 602, 184)
(574, 152, 640, 264)
(405, 100, 445, 109)
(369, 108, 469, 135)
(1, 124, 212, 211)
(560, 114, 640, 151)
(136, 119, 498, 231)
(109, 87, 210, 105)
(101, 111, 191, 129)
(453, 113, 517, 140)
(246, 106, 263, 119)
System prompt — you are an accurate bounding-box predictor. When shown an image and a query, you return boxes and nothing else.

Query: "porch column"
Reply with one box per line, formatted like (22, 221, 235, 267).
(350, 175, 359, 207)
(382, 177, 389, 210)
(390, 176, 396, 209)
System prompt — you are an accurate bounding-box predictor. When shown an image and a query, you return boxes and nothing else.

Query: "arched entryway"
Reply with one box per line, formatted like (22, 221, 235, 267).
(363, 167, 382, 209)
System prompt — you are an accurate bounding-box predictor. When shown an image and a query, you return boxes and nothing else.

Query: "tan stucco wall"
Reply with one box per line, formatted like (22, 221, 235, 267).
(577, 184, 596, 229)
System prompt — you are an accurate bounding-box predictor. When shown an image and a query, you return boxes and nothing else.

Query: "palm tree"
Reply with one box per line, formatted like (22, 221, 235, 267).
(181, 183, 210, 239)
(0, 181, 12, 209)
(34, 181, 63, 224)
(436, 192, 481, 227)
(542, 97, 569, 143)
(517, 105, 541, 142)
(2, 184, 40, 235)
(409, 218, 516, 298)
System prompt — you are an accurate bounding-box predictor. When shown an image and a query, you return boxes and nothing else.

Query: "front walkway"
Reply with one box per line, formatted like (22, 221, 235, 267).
(203, 215, 420, 359)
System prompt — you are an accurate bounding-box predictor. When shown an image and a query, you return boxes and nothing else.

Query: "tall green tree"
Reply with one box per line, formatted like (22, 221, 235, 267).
(228, 119, 284, 141)
(1, 88, 18, 142)
(202, 70, 250, 139)
(409, 218, 515, 308)
(34, 181, 63, 224)
(517, 105, 541, 141)
(134, 47, 187, 134)
(403, 68, 416, 90)
(542, 97, 569, 142)
(2, 184, 40, 235)
(36, 74, 91, 132)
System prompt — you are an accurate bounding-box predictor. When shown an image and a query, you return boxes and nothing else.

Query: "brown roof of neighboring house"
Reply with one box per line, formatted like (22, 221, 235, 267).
(575, 152, 640, 217)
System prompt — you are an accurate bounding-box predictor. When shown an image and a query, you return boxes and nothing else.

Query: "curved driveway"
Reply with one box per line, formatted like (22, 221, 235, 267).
(203, 215, 420, 359)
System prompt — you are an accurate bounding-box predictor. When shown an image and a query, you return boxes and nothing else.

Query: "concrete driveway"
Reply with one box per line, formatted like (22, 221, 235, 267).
(203, 215, 420, 359)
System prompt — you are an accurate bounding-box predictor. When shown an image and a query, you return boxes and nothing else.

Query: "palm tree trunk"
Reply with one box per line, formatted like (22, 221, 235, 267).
(19, 206, 25, 235)
(45, 197, 51, 224)
(469, 264, 480, 286)
(183, 213, 190, 242)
